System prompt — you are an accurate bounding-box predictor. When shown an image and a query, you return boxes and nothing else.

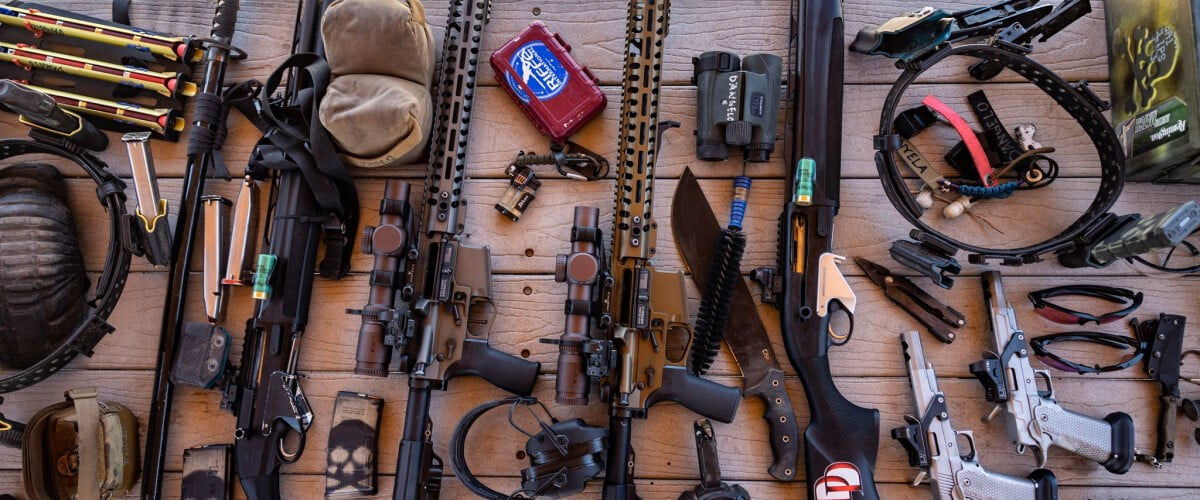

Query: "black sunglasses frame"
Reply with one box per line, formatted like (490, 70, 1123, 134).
(1027, 284, 1144, 326)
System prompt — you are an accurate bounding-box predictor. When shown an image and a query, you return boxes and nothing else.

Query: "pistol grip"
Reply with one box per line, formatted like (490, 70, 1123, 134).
(649, 366, 740, 423)
(745, 368, 800, 480)
(449, 339, 541, 396)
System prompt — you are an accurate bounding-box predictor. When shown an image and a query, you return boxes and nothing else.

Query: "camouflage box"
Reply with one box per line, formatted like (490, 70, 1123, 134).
(1106, 0, 1200, 182)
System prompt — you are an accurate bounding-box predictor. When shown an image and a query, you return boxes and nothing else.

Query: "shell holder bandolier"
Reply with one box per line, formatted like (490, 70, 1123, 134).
(0, 1, 210, 140)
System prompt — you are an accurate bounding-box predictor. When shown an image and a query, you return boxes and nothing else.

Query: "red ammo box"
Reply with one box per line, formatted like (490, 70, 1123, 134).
(490, 22, 606, 143)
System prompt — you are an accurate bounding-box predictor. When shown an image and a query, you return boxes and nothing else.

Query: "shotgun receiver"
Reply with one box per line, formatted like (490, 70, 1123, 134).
(366, 2, 542, 498)
(972, 271, 1135, 474)
(549, 2, 741, 498)
(752, 0, 880, 497)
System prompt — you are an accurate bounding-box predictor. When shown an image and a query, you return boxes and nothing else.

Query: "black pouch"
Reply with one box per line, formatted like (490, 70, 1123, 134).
(0, 163, 89, 369)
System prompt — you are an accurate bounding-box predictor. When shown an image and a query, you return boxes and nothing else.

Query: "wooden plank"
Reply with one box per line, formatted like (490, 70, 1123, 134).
(1, 371, 1194, 487)
(16, 272, 1200, 382)
(3, 471, 1197, 499)
(0, 79, 1114, 183)
(62, 175, 1198, 276)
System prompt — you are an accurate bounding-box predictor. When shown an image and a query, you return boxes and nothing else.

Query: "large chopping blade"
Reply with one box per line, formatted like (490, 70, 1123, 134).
(672, 167, 799, 481)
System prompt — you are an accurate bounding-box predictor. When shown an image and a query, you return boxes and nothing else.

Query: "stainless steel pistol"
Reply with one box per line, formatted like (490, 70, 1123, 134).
(970, 271, 1135, 473)
(896, 331, 1058, 499)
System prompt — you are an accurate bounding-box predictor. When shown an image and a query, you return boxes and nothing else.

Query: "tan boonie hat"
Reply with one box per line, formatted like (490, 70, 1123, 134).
(319, 0, 435, 168)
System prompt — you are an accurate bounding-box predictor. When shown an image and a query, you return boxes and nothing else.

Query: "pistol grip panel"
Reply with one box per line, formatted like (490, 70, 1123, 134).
(745, 367, 800, 480)
(647, 366, 740, 423)
(448, 339, 540, 396)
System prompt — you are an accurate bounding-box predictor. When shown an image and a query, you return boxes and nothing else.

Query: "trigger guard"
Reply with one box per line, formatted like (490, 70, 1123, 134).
(277, 419, 307, 464)
(826, 300, 856, 346)
(1033, 369, 1055, 399)
(956, 430, 977, 461)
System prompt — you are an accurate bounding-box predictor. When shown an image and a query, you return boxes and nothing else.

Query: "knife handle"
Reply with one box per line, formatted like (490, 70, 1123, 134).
(745, 367, 800, 481)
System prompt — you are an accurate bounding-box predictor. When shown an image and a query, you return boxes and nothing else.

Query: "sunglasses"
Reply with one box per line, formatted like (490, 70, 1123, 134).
(1028, 285, 1143, 326)
(1031, 331, 1145, 375)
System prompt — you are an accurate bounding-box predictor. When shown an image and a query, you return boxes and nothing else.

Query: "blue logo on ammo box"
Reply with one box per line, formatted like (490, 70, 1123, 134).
(505, 40, 570, 103)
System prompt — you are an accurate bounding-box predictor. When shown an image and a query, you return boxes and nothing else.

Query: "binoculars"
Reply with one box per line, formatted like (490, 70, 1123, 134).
(692, 51, 783, 162)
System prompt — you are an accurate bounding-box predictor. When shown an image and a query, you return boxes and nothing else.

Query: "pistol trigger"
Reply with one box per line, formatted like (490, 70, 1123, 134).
(911, 470, 927, 487)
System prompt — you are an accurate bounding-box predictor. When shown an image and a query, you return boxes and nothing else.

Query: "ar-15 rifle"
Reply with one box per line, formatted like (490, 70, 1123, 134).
(972, 271, 1134, 473)
(548, 2, 741, 498)
(344, 2, 542, 499)
(895, 331, 1058, 499)
(752, 0, 880, 497)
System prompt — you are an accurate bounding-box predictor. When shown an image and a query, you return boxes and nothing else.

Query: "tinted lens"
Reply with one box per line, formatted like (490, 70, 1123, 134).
(1037, 354, 1078, 373)
(1034, 306, 1084, 325)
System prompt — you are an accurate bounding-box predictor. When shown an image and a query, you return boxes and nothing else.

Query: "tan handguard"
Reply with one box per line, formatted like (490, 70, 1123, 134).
(22, 388, 139, 500)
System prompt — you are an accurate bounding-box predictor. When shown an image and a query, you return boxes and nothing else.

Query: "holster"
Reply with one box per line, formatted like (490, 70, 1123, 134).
(22, 388, 139, 500)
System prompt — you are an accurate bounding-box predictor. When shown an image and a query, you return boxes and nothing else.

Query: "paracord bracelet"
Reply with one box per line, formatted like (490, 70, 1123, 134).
(873, 43, 1124, 265)
(0, 138, 134, 393)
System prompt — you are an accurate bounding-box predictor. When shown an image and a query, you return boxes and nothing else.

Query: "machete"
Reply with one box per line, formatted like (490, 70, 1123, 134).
(672, 167, 800, 481)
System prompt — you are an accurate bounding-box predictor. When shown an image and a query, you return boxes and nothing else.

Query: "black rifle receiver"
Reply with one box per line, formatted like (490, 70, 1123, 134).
(391, 1, 541, 499)
(754, 0, 881, 497)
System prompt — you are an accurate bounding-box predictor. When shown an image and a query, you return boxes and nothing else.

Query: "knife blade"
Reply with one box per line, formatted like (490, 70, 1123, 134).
(672, 167, 799, 481)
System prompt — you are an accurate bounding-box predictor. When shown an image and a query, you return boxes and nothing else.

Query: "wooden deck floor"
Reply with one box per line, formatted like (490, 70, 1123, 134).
(2, 0, 1199, 498)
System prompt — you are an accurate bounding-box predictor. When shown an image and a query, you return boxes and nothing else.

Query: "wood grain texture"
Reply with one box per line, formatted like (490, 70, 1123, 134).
(1, 1, 1197, 500)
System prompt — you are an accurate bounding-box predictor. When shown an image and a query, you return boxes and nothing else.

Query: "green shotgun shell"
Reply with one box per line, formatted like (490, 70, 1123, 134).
(795, 157, 815, 205)
(252, 254, 277, 300)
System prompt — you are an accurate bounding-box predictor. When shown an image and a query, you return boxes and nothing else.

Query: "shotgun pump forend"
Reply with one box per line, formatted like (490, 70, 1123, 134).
(971, 271, 1135, 473)
(896, 331, 1059, 500)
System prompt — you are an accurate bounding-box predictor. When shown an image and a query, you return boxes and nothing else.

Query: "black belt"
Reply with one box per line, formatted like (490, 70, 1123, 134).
(873, 42, 1124, 265)
(0, 138, 134, 393)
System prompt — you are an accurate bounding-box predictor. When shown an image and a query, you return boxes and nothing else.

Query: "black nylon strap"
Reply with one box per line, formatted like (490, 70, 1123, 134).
(246, 53, 360, 279)
(0, 139, 133, 394)
(874, 43, 1124, 264)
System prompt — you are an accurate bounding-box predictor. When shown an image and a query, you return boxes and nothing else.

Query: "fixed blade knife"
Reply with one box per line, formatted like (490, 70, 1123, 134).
(672, 168, 799, 481)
